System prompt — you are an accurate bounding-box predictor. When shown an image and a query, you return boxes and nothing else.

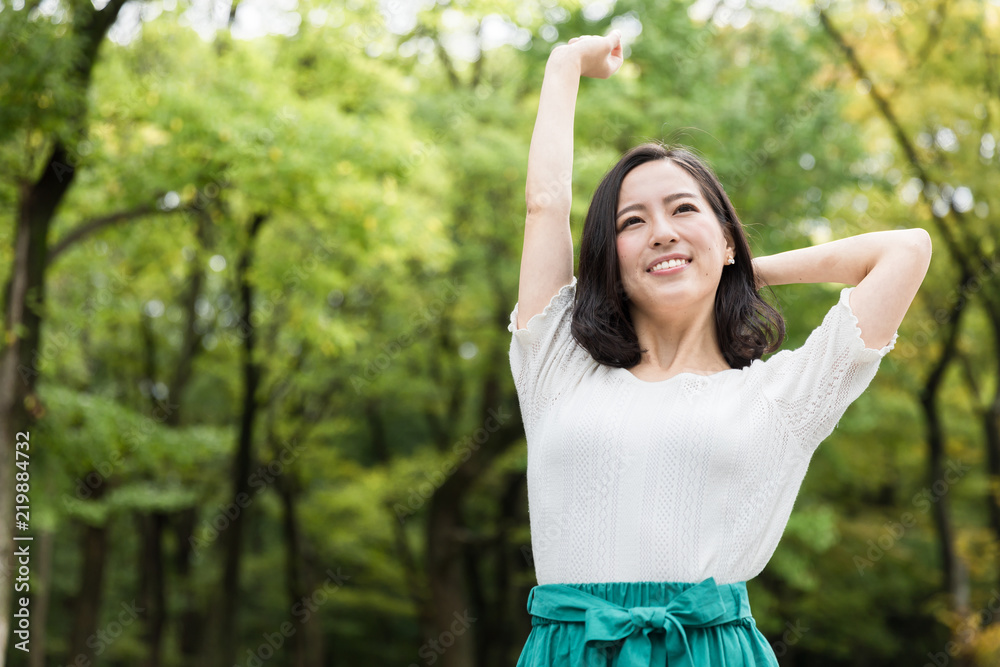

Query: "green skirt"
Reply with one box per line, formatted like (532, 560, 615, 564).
(515, 577, 779, 667)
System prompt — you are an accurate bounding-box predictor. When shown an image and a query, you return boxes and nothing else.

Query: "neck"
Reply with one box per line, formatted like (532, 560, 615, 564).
(628, 299, 729, 373)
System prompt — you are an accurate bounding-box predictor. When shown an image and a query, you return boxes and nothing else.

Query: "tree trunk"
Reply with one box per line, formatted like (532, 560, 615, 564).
(28, 529, 53, 667)
(0, 2, 129, 661)
(464, 538, 489, 667)
(165, 210, 211, 426)
(0, 147, 69, 665)
(423, 384, 521, 666)
(144, 208, 209, 662)
(138, 512, 167, 667)
(817, 8, 997, 642)
(918, 287, 969, 612)
(426, 492, 476, 667)
(507, 474, 534, 662)
(981, 314, 1000, 553)
(172, 507, 205, 662)
(922, 397, 961, 599)
(216, 212, 269, 664)
(419, 287, 523, 666)
(67, 517, 110, 663)
(278, 479, 306, 667)
(462, 476, 524, 667)
(491, 471, 525, 667)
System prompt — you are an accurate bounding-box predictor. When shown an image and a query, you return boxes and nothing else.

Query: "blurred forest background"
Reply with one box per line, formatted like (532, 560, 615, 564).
(1, 0, 999, 665)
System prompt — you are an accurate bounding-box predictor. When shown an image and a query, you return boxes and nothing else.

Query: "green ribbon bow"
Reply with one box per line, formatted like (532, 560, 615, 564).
(527, 577, 742, 667)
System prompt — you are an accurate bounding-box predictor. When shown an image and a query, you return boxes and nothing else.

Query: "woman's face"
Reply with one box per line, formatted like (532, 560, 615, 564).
(614, 159, 733, 315)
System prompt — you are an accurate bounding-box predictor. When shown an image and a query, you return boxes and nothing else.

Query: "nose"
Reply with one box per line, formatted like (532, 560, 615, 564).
(648, 211, 679, 246)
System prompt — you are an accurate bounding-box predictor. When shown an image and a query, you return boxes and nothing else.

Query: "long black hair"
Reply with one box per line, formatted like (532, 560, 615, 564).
(570, 142, 785, 370)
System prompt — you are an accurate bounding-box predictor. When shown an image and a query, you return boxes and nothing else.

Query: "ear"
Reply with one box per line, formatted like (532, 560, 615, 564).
(721, 227, 735, 252)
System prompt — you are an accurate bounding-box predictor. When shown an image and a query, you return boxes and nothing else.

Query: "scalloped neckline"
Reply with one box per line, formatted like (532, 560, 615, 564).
(617, 366, 742, 385)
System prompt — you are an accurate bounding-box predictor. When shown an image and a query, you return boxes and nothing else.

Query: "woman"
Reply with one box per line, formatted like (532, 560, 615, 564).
(508, 29, 931, 666)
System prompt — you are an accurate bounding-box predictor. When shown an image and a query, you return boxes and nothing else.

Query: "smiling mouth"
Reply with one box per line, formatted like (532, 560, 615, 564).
(647, 258, 692, 273)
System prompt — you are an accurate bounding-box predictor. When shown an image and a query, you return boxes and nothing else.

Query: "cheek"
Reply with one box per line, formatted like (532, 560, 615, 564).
(617, 241, 641, 277)
(616, 240, 629, 266)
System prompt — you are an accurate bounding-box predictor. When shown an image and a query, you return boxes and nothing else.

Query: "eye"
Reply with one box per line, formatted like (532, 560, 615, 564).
(619, 216, 643, 230)
(675, 203, 697, 214)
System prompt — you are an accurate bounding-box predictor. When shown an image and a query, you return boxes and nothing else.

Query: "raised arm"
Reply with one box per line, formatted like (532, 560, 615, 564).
(515, 31, 623, 330)
(753, 228, 932, 349)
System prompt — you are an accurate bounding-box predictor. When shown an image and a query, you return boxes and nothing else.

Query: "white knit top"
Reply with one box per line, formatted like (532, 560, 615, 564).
(507, 276, 898, 586)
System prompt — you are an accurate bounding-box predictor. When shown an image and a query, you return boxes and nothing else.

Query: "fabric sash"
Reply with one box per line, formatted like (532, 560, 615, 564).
(525, 577, 749, 667)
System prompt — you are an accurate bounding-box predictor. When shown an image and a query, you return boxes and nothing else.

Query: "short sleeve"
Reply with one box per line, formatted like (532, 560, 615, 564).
(507, 276, 590, 441)
(756, 286, 899, 452)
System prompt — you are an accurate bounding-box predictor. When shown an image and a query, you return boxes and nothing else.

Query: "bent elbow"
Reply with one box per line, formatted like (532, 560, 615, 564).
(905, 228, 933, 279)
(909, 227, 932, 259)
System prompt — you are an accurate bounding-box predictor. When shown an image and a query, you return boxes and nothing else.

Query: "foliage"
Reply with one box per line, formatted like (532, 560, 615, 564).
(2, 0, 999, 665)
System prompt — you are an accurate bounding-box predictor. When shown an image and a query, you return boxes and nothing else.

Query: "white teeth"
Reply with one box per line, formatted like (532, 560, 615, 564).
(651, 258, 689, 272)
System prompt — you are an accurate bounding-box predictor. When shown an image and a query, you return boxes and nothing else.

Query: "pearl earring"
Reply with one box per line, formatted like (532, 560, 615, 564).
(727, 257, 735, 265)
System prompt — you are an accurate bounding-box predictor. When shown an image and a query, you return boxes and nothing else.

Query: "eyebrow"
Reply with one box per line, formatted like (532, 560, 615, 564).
(616, 192, 700, 221)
